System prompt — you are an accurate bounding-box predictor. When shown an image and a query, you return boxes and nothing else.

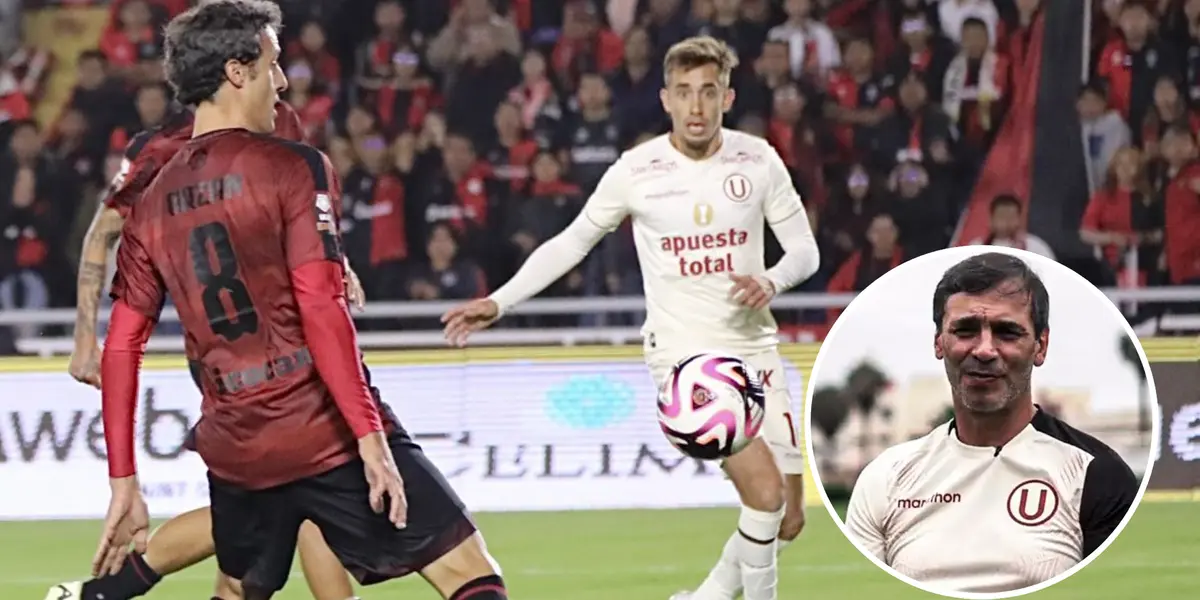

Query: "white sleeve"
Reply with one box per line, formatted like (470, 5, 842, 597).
(487, 161, 631, 313)
(762, 149, 819, 292)
(844, 453, 892, 563)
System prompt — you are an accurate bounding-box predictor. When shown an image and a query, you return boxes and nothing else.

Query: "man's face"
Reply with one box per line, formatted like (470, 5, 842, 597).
(866, 214, 897, 250)
(935, 283, 1047, 415)
(961, 24, 989, 58)
(1076, 91, 1105, 120)
(844, 40, 873, 73)
(1119, 6, 1152, 41)
(759, 43, 789, 78)
(990, 203, 1021, 237)
(660, 63, 733, 151)
(578, 75, 611, 110)
(443, 136, 474, 176)
(240, 28, 287, 133)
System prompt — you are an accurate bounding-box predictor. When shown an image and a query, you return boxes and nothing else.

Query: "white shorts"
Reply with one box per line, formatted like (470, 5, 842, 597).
(646, 347, 805, 475)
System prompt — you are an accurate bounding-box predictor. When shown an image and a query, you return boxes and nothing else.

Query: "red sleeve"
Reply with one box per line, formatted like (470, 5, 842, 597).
(1081, 193, 1106, 230)
(102, 225, 164, 478)
(826, 252, 860, 324)
(273, 101, 306, 142)
(1096, 43, 1117, 78)
(278, 143, 382, 438)
(101, 301, 155, 477)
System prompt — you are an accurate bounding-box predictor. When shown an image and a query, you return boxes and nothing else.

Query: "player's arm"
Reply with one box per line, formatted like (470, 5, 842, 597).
(101, 223, 166, 480)
(69, 148, 141, 386)
(843, 453, 892, 563)
(489, 159, 633, 313)
(761, 148, 820, 294)
(1078, 453, 1138, 558)
(277, 143, 383, 438)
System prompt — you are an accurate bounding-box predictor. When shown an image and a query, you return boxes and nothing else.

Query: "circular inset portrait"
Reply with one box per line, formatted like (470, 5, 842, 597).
(806, 246, 1160, 598)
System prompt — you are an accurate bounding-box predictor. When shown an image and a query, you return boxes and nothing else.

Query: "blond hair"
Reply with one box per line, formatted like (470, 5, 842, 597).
(663, 36, 739, 87)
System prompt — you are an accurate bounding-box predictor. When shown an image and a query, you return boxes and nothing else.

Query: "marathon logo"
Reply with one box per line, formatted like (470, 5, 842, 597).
(720, 151, 764, 165)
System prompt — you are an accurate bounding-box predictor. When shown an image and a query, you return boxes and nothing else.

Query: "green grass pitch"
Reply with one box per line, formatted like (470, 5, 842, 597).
(0, 501, 1192, 598)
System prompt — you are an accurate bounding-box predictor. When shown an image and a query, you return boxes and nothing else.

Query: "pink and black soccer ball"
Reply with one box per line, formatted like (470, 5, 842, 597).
(657, 353, 766, 460)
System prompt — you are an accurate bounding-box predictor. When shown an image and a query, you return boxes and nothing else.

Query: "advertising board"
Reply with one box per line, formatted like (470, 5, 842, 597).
(0, 347, 817, 520)
(0, 340, 1192, 520)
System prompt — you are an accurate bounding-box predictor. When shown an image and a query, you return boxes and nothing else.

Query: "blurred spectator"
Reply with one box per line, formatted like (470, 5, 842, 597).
(506, 151, 582, 267)
(885, 160, 951, 257)
(875, 74, 954, 175)
(826, 37, 894, 166)
(1080, 145, 1163, 287)
(610, 26, 665, 139)
(942, 17, 1008, 161)
(826, 211, 904, 321)
(0, 120, 78, 319)
(284, 58, 335, 147)
(642, 0, 692, 52)
(287, 21, 341, 99)
(405, 222, 487, 302)
(696, 0, 768, 69)
(1080, 81, 1131, 196)
(3, 41, 52, 103)
(371, 48, 439, 137)
(63, 51, 127, 148)
(768, 80, 832, 208)
(352, 0, 416, 108)
(427, 0, 522, 74)
(443, 24, 521, 147)
(551, 0, 625, 96)
(99, 0, 165, 85)
(967, 194, 1055, 259)
(938, 0, 999, 47)
(888, 9, 953, 103)
(558, 72, 622, 193)
(341, 132, 409, 301)
(509, 49, 564, 147)
(1142, 75, 1199, 158)
(112, 82, 169, 142)
(767, 0, 841, 80)
(47, 106, 104, 191)
(818, 164, 884, 274)
(408, 132, 505, 281)
(1157, 126, 1200, 285)
(1097, 2, 1175, 144)
(485, 101, 539, 193)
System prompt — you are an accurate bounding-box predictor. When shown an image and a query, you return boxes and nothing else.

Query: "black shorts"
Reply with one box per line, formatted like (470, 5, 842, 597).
(208, 430, 478, 592)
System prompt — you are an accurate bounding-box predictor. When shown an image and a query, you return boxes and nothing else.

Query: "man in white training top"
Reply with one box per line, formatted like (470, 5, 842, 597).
(441, 36, 820, 600)
(844, 252, 1138, 594)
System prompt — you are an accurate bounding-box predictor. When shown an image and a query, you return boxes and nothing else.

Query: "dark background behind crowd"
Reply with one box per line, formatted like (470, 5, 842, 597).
(0, 0, 1197, 346)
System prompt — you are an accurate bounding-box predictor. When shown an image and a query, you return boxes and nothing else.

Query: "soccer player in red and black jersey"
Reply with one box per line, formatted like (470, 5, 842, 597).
(57, 54, 363, 600)
(89, 2, 506, 600)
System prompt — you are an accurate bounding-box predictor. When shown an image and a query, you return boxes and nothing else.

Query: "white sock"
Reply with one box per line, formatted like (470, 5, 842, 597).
(778, 538, 793, 553)
(735, 506, 783, 600)
(691, 534, 742, 600)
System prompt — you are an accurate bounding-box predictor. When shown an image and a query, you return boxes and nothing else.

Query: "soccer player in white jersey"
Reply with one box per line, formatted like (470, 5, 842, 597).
(844, 252, 1138, 594)
(441, 36, 819, 600)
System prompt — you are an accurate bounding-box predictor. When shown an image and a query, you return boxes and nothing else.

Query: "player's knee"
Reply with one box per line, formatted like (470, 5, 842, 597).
(448, 574, 507, 600)
(213, 572, 241, 599)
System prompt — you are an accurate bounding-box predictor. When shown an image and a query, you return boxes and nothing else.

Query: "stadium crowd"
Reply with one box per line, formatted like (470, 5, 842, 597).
(0, 0, 1195, 337)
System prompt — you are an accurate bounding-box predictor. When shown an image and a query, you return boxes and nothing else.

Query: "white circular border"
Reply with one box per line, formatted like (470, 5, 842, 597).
(802, 245, 1162, 600)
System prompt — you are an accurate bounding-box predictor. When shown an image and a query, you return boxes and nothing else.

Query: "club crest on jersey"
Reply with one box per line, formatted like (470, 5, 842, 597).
(1006, 479, 1059, 527)
(723, 173, 752, 203)
(314, 193, 335, 232)
(693, 202, 714, 226)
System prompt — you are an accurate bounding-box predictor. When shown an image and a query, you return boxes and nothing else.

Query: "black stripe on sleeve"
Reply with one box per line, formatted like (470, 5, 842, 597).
(272, 138, 329, 192)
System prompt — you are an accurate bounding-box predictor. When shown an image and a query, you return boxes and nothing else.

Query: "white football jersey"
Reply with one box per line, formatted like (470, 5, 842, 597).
(844, 408, 1138, 594)
(583, 129, 807, 353)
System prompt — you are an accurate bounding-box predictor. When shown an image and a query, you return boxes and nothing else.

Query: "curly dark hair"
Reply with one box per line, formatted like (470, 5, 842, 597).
(163, 0, 283, 106)
(932, 252, 1050, 337)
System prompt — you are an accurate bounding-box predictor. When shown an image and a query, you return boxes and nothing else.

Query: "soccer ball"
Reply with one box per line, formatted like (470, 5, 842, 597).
(657, 352, 766, 460)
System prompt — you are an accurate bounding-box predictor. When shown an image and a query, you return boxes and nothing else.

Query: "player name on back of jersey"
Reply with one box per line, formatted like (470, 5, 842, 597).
(166, 174, 244, 216)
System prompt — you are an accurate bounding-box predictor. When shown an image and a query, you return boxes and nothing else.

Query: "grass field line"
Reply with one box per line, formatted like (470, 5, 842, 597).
(7, 559, 1199, 586)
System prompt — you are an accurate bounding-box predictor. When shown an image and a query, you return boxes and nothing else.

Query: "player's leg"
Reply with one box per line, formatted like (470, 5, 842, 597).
(297, 520, 360, 600)
(294, 431, 507, 599)
(687, 351, 799, 600)
(54, 506, 216, 600)
(207, 472, 303, 600)
(714, 439, 786, 600)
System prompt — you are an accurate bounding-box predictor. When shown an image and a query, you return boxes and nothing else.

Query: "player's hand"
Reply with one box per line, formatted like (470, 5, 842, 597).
(729, 273, 776, 310)
(69, 340, 102, 389)
(92, 476, 150, 577)
(358, 432, 408, 528)
(440, 298, 500, 347)
(344, 265, 366, 311)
